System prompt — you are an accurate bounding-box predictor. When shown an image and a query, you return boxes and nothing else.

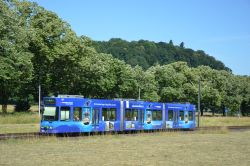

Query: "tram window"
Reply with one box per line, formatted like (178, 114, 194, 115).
(132, 109, 138, 121)
(73, 107, 82, 121)
(43, 107, 58, 121)
(168, 110, 173, 121)
(92, 108, 100, 124)
(125, 109, 138, 121)
(60, 107, 70, 121)
(125, 109, 132, 120)
(102, 108, 108, 121)
(179, 111, 184, 121)
(110, 108, 116, 121)
(141, 110, 144, 122)
(102, 108, 116, 121)
(152, 110, 162, 121)
(188, 111, 193, 121)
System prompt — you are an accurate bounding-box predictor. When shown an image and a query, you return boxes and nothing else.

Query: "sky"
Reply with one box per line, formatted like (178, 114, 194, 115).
(29, 0, 250, 75)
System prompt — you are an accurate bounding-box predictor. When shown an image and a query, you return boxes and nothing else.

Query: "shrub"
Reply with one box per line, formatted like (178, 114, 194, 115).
(15, 100, 31, 112)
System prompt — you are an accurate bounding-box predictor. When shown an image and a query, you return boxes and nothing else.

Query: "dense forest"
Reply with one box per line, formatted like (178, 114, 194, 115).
(93, 39, 231, 71)
(0, 0, 250, 116)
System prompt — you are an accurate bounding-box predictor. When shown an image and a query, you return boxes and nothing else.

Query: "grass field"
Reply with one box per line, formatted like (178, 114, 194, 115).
(0, 131, 250, 166)
(0, 124, 40, 134)
(0, 112, 40, 124)
(199, 116, 250, 127)
(0, 105, 40, 125)
(0, 113, 40, 134)
(0, 105, 40, 133)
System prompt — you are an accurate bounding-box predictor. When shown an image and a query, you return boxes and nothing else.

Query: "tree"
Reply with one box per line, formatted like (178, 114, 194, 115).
(0, 0, 33, 113)
(169, 40, 173, 46)
(180, 42, 184, 48)
(134, 65, 159, 101)
(148, 62, 191, 102)
(235, 76, 250, 116)
(241, 99, 250, 116)
(28, 4, 77, 98)
(15, 1, 91, 99)
(193, 66, 223, 116)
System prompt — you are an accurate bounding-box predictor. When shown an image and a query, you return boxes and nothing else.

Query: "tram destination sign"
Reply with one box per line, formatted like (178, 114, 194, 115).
(44, 98, 56, 105)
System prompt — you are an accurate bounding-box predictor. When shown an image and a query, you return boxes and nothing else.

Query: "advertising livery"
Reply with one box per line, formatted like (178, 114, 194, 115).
(40, 96, 196, 134)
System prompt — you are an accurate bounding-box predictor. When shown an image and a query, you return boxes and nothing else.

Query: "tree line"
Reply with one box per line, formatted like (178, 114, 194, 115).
(0, 0, 249, 115)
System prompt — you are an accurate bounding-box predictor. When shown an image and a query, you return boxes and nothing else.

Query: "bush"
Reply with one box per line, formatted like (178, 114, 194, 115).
(15, 100, 31, 112)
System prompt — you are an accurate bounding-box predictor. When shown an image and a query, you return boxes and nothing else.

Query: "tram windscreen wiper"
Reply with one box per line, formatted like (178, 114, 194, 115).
(43, 115, 56, 121)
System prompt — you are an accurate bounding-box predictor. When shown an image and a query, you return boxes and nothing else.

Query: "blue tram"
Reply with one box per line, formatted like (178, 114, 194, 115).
(123, 100, 164, 131)
(40, 97, 121, 133)
(166, 103, 196, 129)
(40, 96, 196, 134)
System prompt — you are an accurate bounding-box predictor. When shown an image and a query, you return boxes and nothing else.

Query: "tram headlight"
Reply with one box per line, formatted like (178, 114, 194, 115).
(41, 126, 49, 130)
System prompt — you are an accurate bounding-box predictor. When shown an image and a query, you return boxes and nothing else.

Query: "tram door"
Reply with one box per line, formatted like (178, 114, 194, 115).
(146, 110, 152, 124)
(92, 108, 100, 131)
(173, 110, 179, 128)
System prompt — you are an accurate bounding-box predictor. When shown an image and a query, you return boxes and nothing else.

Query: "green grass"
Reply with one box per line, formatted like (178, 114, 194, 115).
(0, 131, 250, 166)
(0, 112, 40, 124)
(199, 116, 250, 127)
(0, 124, 40, 134)
(0, 112, 40, 134)
(0, 105, 40, 127)
(0, 105, 40, 134)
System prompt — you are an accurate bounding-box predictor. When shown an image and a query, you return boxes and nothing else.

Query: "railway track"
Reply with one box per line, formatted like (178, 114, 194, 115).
(1, 126, 250, 140)
(196, 125, 250, 132)
(0, 132, 42, 140)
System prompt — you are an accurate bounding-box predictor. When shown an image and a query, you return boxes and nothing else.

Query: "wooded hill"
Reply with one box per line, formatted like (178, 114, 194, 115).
(93, 39, 231, 71)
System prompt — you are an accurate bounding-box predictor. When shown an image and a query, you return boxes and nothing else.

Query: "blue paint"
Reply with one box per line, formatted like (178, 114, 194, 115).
(40, 97, 196, 134)
(166, 103, 196, 129)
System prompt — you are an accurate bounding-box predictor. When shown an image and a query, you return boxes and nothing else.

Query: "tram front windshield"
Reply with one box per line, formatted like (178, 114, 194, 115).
(42, 107, 58, 121)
